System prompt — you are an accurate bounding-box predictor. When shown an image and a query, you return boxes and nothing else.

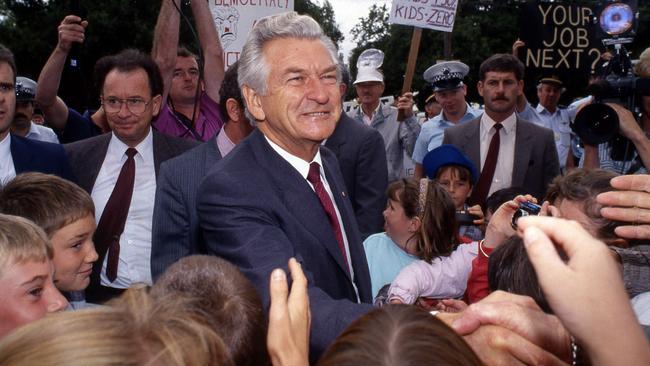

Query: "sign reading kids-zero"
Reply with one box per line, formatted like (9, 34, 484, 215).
(209, 0, 294, 69)
(519, 3, 603, 72)
(388, 0, 459, 32)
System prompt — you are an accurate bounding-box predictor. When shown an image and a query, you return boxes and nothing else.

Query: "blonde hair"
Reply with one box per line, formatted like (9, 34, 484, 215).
(0, 173, 94, 237)
(635, 47, 650, 77)
(0, 288, 233, 366)
(0, 214, 52, 278)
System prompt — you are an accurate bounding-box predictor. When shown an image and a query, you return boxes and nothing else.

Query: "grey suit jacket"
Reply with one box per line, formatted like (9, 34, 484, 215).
(442, 116, 560, 201)
(325, 113, 388, 240)
(63, 131, 198, 193)
(150, 139, 222, 281)
(63, 130, 197, 299)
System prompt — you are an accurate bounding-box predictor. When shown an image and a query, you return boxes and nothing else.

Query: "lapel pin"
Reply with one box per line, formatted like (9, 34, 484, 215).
(342, 191, 346, 197)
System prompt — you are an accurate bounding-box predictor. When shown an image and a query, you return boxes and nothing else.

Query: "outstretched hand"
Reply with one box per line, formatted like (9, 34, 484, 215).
(267, 258, 310, 366)
(518, 216, 650, 366)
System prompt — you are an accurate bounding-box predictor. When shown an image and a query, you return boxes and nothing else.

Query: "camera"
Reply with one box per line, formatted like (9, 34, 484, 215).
(456, 210, 480, 226)
(511, 201, 541, 230)
(571, 0, 647, 161)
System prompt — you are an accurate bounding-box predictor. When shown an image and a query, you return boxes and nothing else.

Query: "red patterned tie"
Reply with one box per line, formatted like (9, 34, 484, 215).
(94, 147, 137, 282)
(306, 162, 348, 266)
(471, 124, 502, 206)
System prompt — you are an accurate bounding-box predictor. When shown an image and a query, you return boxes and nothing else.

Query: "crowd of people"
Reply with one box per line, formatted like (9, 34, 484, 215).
(1, 2, 650, 365)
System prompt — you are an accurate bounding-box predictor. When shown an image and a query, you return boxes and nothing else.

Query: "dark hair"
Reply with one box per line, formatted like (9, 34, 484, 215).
(545, 168, 620, 242)
(317, 305, 482, 366)
(435, 165, 473, 186)
(94, 49, 164, 97)
(386, 179, 458, 263)
(486, 186, 528, 214)
(479, 53, 525, 81)
(219, 61, 243, 118)
(151, 255, 268, 366)
(0, 44, 16, 81)
(0, 173, 95, 237)
(177, 46, 198, 60)
(488, 236, 551, 313)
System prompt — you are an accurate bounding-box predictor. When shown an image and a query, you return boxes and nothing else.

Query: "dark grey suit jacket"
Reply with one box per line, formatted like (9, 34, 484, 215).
(63, 131, 197, 298)
(442, 116, 560, 201)
(197, 129, 373, 361)
(325, 113, 388, 240)
(150, 139, 222, 281)
(64, 131, 198, 194)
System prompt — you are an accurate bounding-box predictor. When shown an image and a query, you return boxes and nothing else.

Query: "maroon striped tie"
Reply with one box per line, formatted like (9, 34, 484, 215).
(306, 162, 348, 266)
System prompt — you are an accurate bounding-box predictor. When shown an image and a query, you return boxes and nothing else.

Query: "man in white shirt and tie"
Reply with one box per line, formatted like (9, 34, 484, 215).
(64, 49, 196, 303)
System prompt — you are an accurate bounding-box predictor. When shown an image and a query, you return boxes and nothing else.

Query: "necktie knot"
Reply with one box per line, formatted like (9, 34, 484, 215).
(125, 147, 137, 159)
(307, 162, 321, 186)
(493, 123, 503, 132)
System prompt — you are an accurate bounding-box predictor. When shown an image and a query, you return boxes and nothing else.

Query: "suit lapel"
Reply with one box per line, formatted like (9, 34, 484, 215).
(79, 134, 111, 193)
(10, 135, 33, 174)
(250, 131, 353, 279)
(464, 120, 482, 172)
(512, 118, 533, 186)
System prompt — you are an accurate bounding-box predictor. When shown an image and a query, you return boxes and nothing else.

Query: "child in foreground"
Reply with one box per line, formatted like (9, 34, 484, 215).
(422, 144, 485, 241)
(0, 173, 98, 308)
(363, 178, 470, 301)
(0, 214, 67, 339)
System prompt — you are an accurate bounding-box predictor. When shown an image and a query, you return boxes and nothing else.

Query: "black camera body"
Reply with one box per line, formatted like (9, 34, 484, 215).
(511, 201, 541, 230)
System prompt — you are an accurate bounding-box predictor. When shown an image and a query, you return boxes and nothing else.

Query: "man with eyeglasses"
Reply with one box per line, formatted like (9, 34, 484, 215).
(64, 49, 197, 303)
(151, 0, 225, 141)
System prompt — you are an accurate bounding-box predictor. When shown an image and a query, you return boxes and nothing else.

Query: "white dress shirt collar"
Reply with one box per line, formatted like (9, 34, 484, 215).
(107, 128, 154, 164)
(480, 111, 517, 139)
(264, 135, 323, 179)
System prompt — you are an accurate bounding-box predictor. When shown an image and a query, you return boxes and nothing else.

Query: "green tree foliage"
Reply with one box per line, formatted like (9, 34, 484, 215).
(296, 0, 343, 47)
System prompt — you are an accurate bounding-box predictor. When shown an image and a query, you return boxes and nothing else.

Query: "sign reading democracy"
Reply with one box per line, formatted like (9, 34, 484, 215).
(388, 0, 459, 32)
(519, 3, 603, 72)
(209, 0, 294, 69)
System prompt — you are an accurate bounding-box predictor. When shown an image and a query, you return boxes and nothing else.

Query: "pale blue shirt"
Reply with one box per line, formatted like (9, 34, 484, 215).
(363, 232, 418, 299)
(411, 104, 480, 164)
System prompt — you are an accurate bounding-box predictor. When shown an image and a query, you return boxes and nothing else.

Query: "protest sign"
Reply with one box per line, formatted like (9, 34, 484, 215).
(388, 0, 459, 32)
(519, 2, 602, 73)
(209, 0, 294, 69)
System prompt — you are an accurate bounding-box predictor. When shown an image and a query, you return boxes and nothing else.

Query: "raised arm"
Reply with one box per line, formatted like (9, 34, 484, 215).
(36, 15, 87, 129)
(152, 0, 180, 103)
(190, 0, 225, 101)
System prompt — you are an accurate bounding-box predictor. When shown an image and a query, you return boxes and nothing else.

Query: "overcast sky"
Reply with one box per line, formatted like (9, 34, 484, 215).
(325, 0, 392, 62)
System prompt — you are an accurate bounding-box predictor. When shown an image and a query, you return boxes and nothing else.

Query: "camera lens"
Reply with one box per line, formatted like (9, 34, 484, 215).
(572, 103, 620, 145)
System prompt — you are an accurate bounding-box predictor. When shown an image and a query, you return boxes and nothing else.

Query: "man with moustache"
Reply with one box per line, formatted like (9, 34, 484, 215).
(443, 54, 559, 206)
(11, 77, 59, 143)
(197, 12, 373, 361)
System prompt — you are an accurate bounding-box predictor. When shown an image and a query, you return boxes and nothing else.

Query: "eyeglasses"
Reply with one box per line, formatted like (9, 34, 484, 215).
(101, 97, 154, 115)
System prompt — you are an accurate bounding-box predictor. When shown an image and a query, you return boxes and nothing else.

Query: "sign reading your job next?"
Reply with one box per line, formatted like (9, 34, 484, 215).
(389, 0, 459, 32)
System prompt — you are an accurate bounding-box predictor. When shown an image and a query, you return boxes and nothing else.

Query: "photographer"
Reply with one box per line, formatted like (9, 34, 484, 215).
(581, 47, 650, 174)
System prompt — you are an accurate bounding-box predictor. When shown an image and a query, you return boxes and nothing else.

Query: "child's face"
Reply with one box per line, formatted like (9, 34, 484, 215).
(50, 215, 98, 292)
(0, 260, 68, 339)
(383, 197, 416, 252)
(437, 168, 472, 210)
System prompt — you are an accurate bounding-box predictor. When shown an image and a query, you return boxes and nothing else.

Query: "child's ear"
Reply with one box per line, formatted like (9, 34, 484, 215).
(409, 216, 421, 233)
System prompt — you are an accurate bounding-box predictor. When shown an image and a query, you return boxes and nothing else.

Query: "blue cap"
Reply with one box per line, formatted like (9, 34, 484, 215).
(422, 144, 478, 184)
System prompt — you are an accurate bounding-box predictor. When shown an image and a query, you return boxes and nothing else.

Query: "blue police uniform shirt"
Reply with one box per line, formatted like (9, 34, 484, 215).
(412, 103, 480, 164)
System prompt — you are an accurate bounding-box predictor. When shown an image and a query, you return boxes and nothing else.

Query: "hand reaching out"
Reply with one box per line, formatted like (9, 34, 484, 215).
(518, 216, 650, 366)
(57, 15, 88, 53)
(267, 258, 310, 366)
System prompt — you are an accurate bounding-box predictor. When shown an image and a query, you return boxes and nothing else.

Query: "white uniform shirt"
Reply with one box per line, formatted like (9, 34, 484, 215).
(92, 128, 156, 287)
(25, 122, 59, 143)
